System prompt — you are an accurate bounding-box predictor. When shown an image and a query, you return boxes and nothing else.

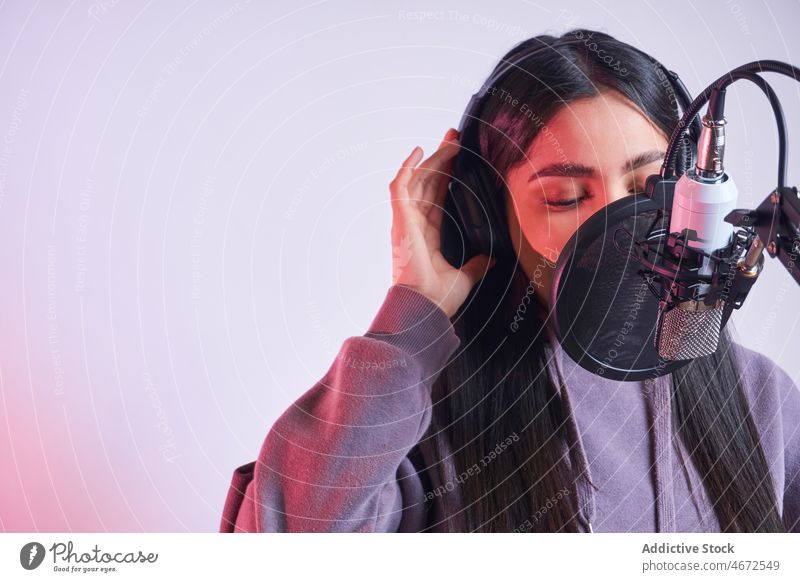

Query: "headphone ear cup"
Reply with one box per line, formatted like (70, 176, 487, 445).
(441, 177, 477, 268)
(473, 163, 515, 260)
(444, 146, 515, 264)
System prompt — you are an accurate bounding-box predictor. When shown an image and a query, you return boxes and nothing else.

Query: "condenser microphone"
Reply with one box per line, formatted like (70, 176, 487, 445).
(548, 59, 799, 380)
(654, 113, 739, 360)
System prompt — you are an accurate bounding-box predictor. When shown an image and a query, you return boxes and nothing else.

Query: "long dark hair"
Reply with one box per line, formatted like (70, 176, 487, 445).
(425, 29, 785, 532)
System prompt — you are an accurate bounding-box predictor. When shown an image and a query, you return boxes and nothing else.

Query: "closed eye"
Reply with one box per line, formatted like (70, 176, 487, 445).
(543, 191, 591, 209)
(542, 185, 646, 210)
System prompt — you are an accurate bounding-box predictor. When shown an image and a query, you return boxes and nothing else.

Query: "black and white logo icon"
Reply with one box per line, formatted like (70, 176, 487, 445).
(20, 542, 46, 570)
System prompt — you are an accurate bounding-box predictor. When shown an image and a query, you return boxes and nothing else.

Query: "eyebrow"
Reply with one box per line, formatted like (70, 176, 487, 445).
(527, 150, 665, 182)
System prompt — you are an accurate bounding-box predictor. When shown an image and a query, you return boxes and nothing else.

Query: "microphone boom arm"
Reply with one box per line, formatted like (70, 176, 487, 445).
(726, 185, 800, 288)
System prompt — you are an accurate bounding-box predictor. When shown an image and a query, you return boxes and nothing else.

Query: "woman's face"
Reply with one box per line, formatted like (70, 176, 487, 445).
(504, 89, 668, 308)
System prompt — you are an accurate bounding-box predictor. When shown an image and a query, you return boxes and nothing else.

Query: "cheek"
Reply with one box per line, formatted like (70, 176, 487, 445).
(514, 203, 591, 261)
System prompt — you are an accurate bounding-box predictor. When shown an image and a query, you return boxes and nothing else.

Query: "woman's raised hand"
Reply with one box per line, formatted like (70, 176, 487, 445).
(389, 127, 497, 319)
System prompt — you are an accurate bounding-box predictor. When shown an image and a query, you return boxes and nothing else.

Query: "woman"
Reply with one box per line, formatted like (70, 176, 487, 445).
(220, 29, 800, 533)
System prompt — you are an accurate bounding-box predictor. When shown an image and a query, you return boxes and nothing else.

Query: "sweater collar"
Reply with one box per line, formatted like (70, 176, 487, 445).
(540, 315, 675, 533)
(541, 317, 598, 533)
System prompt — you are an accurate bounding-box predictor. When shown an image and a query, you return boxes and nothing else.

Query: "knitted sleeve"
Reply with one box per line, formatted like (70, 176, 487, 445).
(219, 285, 460, 532)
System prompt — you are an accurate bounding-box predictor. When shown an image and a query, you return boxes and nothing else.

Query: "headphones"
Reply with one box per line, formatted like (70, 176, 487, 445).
(442, 41, 701, 265)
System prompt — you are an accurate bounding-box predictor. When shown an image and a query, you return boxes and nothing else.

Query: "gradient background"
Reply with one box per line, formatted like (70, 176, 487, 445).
(0, 0, 798, 532)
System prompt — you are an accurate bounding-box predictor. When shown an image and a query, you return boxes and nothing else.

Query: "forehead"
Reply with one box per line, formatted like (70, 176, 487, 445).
(524, 90, 667, 167)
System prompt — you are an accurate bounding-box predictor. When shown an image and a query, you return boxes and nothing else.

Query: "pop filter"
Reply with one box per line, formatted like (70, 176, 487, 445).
(549, 184, 732, 381)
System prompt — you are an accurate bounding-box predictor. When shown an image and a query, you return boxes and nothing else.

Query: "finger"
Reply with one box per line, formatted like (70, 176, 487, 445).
(408, 136, 460, 203)
(415, 133, 459, 183)
(426, 140, 458, 203)
(420, 135, 460, 233)
(390, 146, 424, 206)
(439, 127, 457, 147)
(414, 130, 459, 236)
(420, 128, 461, 181)
(424, 186, 447, 236)
(422, 151, 457, 232)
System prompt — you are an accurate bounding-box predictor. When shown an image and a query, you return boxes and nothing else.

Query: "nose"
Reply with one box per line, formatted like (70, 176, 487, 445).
(603, 179, 635, 206)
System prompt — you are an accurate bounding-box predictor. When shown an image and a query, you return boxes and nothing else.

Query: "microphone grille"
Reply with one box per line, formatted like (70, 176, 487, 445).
(656, 301, 723, 360)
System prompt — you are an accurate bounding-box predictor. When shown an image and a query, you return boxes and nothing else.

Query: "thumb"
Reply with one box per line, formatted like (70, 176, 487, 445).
(460, 254, 497, 288)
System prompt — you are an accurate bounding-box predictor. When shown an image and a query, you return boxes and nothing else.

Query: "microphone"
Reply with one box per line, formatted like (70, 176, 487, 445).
(549, 59, 800, 380)
(654, 112, 740, 360)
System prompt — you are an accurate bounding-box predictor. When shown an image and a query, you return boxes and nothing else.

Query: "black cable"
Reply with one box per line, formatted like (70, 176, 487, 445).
(666, 69, 703, 143)
(662, 60, 799, 187)
(700, 71, 787, 188)
(727, 71, 788, 189)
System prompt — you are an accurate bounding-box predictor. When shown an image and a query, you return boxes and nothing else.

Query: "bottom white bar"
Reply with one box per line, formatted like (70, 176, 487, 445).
(1, 533, 797, 581)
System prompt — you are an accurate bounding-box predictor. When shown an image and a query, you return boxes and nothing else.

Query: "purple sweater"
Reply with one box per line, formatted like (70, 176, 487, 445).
(219, 284, 800, 532)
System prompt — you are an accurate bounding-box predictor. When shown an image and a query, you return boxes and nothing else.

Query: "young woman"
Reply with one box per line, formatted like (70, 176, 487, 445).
(220, 29, 800, 533)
